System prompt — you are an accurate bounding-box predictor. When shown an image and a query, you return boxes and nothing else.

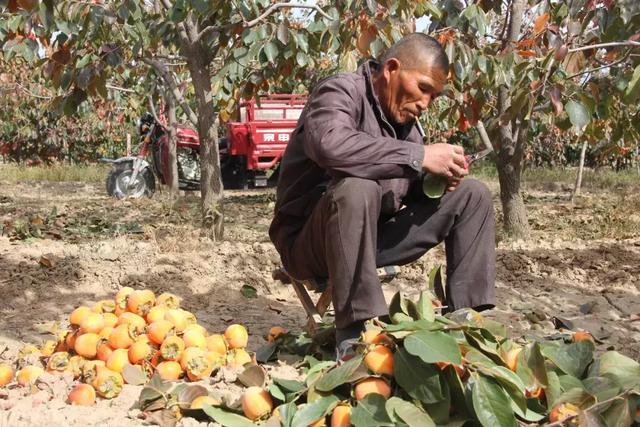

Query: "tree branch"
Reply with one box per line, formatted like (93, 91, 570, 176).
(141, 57, 198, 126)
(196, 2, 333, 42)
(568, 40, 640, 53)
(565, 49, 632, 79)
(106, 83, 136, 94)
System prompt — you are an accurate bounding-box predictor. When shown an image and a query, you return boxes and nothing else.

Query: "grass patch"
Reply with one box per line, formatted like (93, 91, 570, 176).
(472, 164, 639, 191)
(0, 163, 109, 183)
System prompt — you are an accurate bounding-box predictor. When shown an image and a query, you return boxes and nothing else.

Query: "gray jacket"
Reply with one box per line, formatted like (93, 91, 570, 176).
(269, 60, 426, 253)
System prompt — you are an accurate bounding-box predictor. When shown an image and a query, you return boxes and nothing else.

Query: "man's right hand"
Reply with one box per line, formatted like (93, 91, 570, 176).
(422, 143, 469, 179)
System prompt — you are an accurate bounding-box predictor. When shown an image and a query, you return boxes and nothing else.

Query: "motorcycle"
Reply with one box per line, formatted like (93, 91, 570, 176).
(103, 113, 202, 199)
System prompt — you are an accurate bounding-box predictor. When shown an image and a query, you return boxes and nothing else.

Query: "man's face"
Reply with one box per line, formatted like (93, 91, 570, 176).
(378, 59, 447, 125)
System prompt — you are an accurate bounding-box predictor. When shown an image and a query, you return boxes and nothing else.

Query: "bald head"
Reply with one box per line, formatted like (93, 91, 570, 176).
(379, 33, 449, 73)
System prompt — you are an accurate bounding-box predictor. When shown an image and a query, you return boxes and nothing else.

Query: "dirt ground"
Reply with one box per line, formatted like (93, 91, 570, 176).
(0, 177, 639, 426)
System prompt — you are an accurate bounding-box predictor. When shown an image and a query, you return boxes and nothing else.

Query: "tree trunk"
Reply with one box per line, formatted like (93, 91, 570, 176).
(495, 0, 530, 239)
(571, 139, 588, 201)
(164, 90, 179, 194)
(183, 45, 224, 239)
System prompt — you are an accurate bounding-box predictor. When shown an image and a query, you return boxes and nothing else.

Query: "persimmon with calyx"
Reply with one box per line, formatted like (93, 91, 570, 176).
(156, 292, 181, 309)
(92, 299, 115, 314)
(93, 367, 124, 398)
(16, 366, 44, 386)
(69, 306, 92, 327)
(67, 355, 86, 378)
(116, 312, 146, 331)
(242, 386, 273, 421)
(156, 361, 182, 380)
(74, 333, 100, 359)
(127, 289, 156, 316)
(108, 324, 135, 349)
(160, 336, 185, 361)
(331, 405, 352, 427)
(129, 341, 152, 364)
(114, 287, 134, 315)
(46, 351, 70, 372)
(80, 313, 105, 334)
(67, 383, 95, 406)
(225, 324, 248, 349)
(354, 377, 391, 400)
(364, 345, 394, 376)
(0, 363, 14, 386)
(99, 326, 114, 340)
(228, 348, 252, 367)
(164, 309, 188, 332)
(147, 320, 175, 345)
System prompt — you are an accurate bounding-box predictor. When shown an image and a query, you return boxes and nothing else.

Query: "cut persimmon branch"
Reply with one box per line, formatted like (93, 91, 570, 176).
(568, 40, 640, 53)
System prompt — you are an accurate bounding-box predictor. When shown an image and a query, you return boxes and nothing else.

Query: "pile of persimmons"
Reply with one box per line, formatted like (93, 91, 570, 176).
(0, 287, 252, 406)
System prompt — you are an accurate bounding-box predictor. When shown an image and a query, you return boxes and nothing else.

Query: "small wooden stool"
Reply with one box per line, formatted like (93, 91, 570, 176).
(272, 265, 401, 334)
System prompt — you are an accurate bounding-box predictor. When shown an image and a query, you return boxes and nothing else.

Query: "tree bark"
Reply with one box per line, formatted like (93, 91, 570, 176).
(164, 90, 179, 194)
(571, 139, 588, 201)
(495, 0, 530, 239)
(182, 43, 224, 239)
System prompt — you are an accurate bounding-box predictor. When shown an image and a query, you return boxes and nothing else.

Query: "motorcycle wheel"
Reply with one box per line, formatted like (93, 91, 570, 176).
(106, 165, 155, 199)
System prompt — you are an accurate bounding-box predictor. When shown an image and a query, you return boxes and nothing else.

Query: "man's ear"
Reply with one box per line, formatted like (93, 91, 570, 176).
(385, 58, 401, 74)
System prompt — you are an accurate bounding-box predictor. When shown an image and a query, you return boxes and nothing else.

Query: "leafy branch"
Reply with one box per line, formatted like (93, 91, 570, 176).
(195, 2, 334, 42)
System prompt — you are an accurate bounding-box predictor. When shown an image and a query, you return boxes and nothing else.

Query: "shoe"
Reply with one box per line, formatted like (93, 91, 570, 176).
(335, 338, 359, 363)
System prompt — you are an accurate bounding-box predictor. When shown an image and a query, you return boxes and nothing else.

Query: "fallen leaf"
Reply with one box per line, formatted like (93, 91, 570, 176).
(39, 254, 55, 268)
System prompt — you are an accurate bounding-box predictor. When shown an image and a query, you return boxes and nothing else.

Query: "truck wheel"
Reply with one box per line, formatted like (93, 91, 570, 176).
(106, 165, 155, 199)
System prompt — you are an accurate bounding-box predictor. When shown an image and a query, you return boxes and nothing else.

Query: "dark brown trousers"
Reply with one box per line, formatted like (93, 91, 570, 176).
(282, 177, 496, 329)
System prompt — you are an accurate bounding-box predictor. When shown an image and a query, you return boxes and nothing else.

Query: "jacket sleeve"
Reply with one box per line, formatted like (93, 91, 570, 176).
(303, 76, 424, 180)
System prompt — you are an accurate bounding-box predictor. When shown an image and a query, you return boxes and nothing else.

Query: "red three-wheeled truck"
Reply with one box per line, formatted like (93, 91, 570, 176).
(104, 94, 306, 198)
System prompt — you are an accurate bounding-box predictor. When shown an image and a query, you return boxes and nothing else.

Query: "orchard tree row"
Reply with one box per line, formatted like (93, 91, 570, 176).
(1, 0, 639, 238)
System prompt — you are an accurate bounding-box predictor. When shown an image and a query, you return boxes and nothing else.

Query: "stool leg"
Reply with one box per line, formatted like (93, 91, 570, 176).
(290, 279, 323, 333)
(315, 283, 333, 318)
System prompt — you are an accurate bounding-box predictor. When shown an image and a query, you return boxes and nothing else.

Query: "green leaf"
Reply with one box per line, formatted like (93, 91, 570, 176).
(314, 355, 364, 392)
(582, 376, 620, 403)
(386, 397, 436, 427)
(416, 291, 435, 322)
(394, 348, 443, 403)
(351, 394, 394, 427)
(566, 100, 591, 133)
(291, 396, 338, 427)
(600, 397, 634, 427)
(277, 22, 289, 45)
(541, 340, 594, 378)
(471, 374, 517, 427)
(596, 351, 640, 390)
(405, 331, 462, 365)
(202, 405, 254, 427)
(555, 387, 596, 408)
(264, 41, 278, 63)
(240, 284, 257, 298)
(296, 52, 308, 67)
(623, 64, 640, 103)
